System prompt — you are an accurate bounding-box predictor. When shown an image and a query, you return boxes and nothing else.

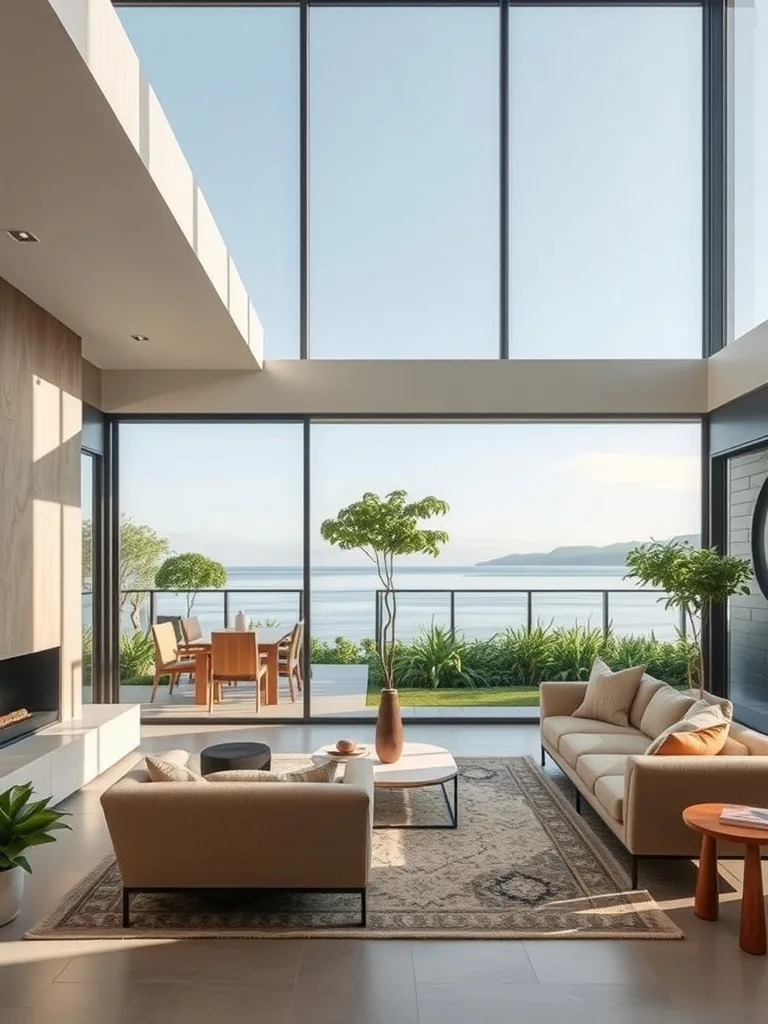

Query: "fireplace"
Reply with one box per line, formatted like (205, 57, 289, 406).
(0, 647, 60, 748)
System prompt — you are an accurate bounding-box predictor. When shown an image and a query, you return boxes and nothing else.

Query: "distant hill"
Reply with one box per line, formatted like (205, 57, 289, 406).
(477, 535, 700, 568)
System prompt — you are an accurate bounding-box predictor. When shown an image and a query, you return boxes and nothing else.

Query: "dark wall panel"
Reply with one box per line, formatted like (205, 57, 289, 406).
(727, 449, 768, 732)
(710, 386, 768, 455)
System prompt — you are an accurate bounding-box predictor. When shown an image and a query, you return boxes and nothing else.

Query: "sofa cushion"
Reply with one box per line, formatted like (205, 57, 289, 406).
(730, 723, 768, 756)
(720, 734, 751, 756)
(542, 716, 640, 753)
(206, 762, 337, 784)
(559, 730, 650, 769)
(629, 674, 666, 730)
(577, 754, 633, 792)
(572, 658, 646, 728)
(639, 687, 697, 738)
(594, 776, 624, 823)
(145, 755, 204, 783)
(646, 699, 731, 756)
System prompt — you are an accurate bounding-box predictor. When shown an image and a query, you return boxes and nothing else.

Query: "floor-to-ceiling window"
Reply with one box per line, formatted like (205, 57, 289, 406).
(309, 5, 499, 358)
(508, 5, 702, 358)
(117, 5, 299, 359)
(728, 0, 768, 343)
(310, 421, 702, 717)
(117, 422, 304, 718)
(81, 451, 96, 704)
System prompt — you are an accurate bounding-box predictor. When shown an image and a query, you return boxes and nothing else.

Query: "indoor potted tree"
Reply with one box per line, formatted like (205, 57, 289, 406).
(0, 783, 70, 926)
(321, 490, 449, 763)
(624, 539, 752, 693)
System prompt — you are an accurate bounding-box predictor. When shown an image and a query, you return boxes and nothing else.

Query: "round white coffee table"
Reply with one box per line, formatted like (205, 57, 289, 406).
(312, 741, 458, 830)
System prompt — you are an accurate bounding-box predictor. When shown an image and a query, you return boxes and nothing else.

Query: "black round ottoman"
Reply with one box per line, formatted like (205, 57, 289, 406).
(200, 742, 271, 776)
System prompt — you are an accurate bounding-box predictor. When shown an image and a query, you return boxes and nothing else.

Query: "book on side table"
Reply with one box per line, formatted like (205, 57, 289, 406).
(719, 805, 768, 830)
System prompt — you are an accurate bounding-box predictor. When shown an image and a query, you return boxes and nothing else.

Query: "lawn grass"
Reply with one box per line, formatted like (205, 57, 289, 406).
(365, 687, 540, 707)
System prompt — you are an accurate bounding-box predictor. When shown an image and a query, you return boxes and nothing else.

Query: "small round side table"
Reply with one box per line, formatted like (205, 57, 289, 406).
(200, 742, 271, 776)
(683, 802, 767, 956)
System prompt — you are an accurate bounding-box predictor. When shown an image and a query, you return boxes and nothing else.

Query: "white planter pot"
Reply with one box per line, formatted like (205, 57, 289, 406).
(0, 867, 24, 926)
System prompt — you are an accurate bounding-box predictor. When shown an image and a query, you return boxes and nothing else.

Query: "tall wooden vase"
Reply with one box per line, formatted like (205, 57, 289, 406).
(376, 688, 403, 764)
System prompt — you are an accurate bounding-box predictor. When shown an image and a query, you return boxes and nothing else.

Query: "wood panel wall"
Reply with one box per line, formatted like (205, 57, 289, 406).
(0, 278, 83, 720)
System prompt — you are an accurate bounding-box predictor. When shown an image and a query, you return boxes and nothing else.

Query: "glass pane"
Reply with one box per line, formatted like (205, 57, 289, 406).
(117, 7, 299, 358)
(309, 6, 499, 358)
(81, 453, 94, 704)
(509, 6, 702, 357)
(311, 422, 701, 714)
(118, 423, 304, 718)
(608, 591, 681, 642)
(728, 0, 768, 341)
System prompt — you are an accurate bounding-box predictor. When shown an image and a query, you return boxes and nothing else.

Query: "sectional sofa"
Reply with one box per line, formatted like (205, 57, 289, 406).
(540, 677, 768, 887)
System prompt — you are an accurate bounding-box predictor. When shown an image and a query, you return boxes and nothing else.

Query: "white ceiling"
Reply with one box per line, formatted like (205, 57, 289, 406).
(0, 0, 260, 370)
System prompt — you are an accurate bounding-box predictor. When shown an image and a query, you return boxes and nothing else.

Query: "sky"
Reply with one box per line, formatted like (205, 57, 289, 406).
(118, 422, 701, 566)
(117, 4, 703, 360)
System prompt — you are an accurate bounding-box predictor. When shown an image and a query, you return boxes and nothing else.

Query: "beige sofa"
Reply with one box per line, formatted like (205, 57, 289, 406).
(540, 678, 768, 887)
(101, 753, 373, 927)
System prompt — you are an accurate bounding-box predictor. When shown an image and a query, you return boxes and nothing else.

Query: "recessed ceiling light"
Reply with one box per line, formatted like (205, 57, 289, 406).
(130, 334, 150, 343)
(5, 229, 39, 243)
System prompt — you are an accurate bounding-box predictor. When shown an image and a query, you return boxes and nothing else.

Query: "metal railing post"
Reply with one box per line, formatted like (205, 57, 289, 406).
(223, 591, 230, 629)
(526, 592, 533, 632)
(602, 592, 610, 636)
(450, 591, 456, 637)
(298, 588, 305, 622)
(148, 590, 155, 629)
(374, 590, 382, 654)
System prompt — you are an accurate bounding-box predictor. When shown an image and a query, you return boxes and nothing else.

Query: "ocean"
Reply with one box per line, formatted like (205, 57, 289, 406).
(91, 565, 684, 643)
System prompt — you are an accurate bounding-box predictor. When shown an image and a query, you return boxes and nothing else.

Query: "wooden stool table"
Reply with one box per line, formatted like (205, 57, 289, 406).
(683, 803, 767, 955)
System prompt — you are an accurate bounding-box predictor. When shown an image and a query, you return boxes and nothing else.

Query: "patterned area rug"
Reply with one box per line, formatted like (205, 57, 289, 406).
(27, 756, 682, 940)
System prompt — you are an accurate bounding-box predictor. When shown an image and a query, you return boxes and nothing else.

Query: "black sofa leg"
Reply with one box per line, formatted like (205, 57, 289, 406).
(574, 789, 581, 814)
(631, 857, 639, 890)
(360, 889, 367, 928)
(540, 745, 546, 767)
(122, 888, 131, 928)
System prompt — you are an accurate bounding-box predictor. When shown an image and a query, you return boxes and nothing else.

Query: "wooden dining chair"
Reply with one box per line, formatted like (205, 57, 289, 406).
(150, 622, 197, 703)
(277, 620, 304, 702)
(178, 616, 206, 662)
(211, 631, 268, 713)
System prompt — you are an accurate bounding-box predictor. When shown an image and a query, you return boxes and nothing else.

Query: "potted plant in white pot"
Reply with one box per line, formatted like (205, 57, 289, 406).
(0, 783, 71, 926)
(320, 490, 449, 763)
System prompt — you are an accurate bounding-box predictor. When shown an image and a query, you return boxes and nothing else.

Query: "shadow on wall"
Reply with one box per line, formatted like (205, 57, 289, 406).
(0, 277, 82, 722)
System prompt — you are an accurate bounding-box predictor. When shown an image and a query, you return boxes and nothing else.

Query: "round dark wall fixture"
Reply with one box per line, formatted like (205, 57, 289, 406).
(750, 477, 768, 600)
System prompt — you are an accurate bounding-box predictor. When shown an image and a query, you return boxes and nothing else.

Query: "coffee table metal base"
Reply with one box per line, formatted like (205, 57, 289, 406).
(374, 773, 458, 831)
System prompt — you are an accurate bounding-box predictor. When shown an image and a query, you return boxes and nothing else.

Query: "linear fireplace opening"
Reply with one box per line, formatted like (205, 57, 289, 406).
(0, 647, 60, 749)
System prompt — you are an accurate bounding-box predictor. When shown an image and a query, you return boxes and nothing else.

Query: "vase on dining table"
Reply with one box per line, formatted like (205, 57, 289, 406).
(234, 609, 247, 632)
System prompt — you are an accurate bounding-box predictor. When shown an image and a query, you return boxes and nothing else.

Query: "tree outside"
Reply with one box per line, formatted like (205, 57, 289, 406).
(119, 517, 171, 630)
(154, 552, 227, 615)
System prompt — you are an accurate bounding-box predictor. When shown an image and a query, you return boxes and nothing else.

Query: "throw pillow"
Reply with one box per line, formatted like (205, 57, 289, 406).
(145, 755, 205, 783)
(206, 762, 337, 784)
(572, 658, 646, 728)
(645, 699, 732, 756)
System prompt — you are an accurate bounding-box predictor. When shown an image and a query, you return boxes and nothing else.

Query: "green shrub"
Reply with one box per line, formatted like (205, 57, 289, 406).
(119, 630, 155, 681)
(82, 626, 93, 687)
(363, 623, 695, 691)
(309, 636, 368, 665)
(393, 626, 486, 689)
(550, 625, 610, 681)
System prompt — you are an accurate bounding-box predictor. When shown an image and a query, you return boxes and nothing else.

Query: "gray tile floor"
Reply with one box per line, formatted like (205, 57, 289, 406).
(1, 723, 766, 1023)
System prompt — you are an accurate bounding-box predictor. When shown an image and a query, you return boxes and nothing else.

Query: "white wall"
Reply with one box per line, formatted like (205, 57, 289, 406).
(101, 358, 708, 416)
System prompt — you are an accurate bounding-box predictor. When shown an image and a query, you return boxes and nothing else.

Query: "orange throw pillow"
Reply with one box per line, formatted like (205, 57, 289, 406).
(654, 723, 729, 756)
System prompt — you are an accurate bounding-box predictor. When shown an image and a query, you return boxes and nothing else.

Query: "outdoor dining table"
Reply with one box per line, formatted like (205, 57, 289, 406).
(181, 626, 294, 707)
